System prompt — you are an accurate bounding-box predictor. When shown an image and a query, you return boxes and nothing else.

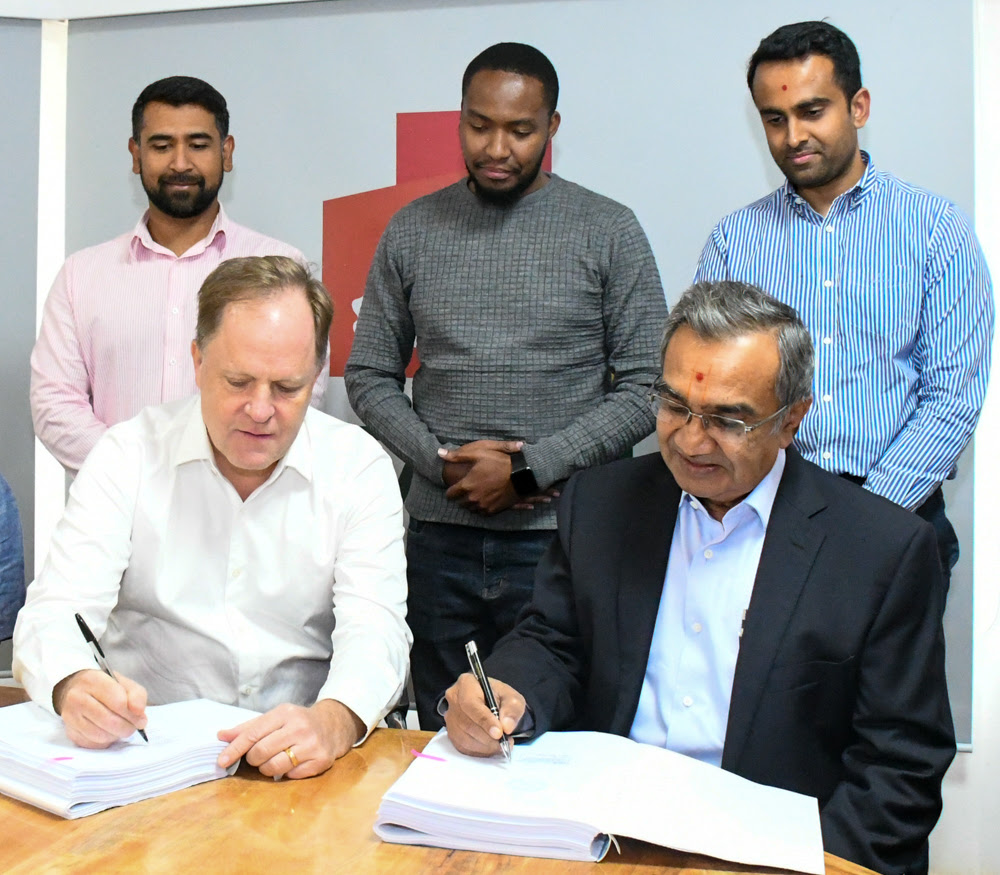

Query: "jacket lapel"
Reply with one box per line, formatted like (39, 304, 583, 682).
(611, 457, 680, 735)
(721, 449, 828, 770)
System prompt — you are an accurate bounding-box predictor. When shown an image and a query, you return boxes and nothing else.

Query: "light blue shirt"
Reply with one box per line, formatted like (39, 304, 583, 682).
(629, 450, 786, 767)
(695, 153, 993, 510)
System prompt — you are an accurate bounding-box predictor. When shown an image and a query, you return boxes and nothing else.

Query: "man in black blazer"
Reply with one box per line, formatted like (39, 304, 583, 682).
(444, 281, 955, 875)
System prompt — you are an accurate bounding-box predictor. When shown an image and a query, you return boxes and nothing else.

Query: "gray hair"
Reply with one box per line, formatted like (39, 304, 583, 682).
(661, 281, 814, 410)
(196, 255, 332, 370)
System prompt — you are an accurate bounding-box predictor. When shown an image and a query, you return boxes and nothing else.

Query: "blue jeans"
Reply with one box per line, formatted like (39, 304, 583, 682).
(0, 475, 25, 640)
(405, 520, 554, 730)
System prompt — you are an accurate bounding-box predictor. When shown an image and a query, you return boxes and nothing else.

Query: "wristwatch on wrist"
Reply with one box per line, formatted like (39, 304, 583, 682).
(509, 451, 539, 496)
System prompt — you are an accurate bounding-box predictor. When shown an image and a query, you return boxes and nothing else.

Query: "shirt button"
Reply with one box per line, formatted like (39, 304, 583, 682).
(240, 685, 252, 696)
(822, 336, 832, 345)
(825, 225, 835, 233)
(232, 568, 242, 579)
(169, 357, 176, 366)
(692, 622, 703, 634)
(703, 549, 713, 559)
(682, 696, 694, 707)
(172, 307, 179, 315)
(823, 280, 833, 288)
(823, 451, 833, 460)
(822, 394, 832, 402)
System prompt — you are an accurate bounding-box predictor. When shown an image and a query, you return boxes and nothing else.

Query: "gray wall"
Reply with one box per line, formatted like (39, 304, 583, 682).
(62, 0, 976, 288)
(60, 0, 976, 737)
(0, 19, 40, 594)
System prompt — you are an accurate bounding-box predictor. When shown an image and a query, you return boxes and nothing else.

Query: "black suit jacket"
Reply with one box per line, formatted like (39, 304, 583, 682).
(487, 449, 955, 875)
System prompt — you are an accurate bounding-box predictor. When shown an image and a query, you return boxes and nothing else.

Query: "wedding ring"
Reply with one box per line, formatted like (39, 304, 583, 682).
(285, 746, 299, 768)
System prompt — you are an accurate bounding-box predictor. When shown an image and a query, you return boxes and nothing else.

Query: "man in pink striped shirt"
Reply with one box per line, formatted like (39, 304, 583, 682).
(31, 76, 324, 474)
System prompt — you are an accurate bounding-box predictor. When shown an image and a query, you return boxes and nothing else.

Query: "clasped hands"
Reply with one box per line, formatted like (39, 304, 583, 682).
(439, 439, 558, 515)
(53, 668, 364, 779)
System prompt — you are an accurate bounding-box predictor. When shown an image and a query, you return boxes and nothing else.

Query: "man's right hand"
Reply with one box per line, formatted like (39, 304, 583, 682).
(53, 669, 148, 749)
(443, 672, 525, 757)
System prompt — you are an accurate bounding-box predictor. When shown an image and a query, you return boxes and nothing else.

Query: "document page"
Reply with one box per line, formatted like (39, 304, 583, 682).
(0, 699, 261, 818)
(377, 730, 824, 873)
(592, 737, 824, 874)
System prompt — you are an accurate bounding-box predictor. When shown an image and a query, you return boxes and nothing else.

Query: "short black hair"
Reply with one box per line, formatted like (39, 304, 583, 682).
(747, 21, 862, 104)
(462, 42, 559, 116)
(131, 76, 229, 142)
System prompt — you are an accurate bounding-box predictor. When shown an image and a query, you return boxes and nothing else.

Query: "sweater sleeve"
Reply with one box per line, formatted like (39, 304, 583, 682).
(523, 208, 667, 488)
(344, 218, 446, 485)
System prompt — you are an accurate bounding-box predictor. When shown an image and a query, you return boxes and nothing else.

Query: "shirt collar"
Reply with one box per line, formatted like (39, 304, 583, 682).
(782, 150, 877, 215)
(128, 203, 230, 262)
(172, 395, 314, 485)
(680, 448, 787, 530)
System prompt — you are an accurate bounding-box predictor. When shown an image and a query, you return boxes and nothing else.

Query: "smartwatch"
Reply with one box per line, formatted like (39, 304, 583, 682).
(509, 451, 539, 496)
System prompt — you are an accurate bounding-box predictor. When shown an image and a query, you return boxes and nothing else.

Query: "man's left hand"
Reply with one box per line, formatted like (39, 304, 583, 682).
(439, 440, 525, 515)
(216, 699, 365, 779)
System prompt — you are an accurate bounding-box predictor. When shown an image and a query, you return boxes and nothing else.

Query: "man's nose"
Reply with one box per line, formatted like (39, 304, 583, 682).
(671, 413, 715, 454)
(245, 388, 275, 423)
(786, 117, 808, 149)
(169, 145, 196, 172)
(485, 129, 511, 161)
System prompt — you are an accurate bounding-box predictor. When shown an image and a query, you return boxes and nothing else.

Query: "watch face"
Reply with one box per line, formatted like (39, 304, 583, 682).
(510, 466, 539, 497)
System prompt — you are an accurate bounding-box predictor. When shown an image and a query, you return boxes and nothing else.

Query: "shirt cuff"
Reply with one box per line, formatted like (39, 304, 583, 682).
(317, 663, 405, 740)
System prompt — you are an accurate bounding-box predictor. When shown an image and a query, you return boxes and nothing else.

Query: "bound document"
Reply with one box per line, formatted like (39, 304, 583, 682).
(376, 731, 824, 874)
(0, 698, 260, 818)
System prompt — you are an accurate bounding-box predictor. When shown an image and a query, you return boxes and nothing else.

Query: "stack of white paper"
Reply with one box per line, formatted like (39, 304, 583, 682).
(0, 698, 260, 818)
(376, 730, 824, 874)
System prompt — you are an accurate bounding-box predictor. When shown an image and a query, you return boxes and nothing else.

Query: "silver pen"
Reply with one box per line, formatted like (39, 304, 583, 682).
(465, 640, 511, 762)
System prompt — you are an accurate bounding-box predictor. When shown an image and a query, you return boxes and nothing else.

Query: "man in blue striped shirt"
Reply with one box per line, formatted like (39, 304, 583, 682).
(695, 21, 994, 591)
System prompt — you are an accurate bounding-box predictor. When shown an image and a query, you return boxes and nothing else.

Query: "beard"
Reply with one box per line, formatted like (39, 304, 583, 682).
(142, 171, 223, 219)
(780, 144, 856, 193)
(467, 149, 546, 207)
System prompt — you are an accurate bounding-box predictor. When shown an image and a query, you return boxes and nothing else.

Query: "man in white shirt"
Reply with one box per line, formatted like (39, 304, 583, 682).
(14, 256, 410, 780)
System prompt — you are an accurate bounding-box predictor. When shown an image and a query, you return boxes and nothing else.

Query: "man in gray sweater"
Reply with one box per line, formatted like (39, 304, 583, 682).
(345, 42, 667, 729)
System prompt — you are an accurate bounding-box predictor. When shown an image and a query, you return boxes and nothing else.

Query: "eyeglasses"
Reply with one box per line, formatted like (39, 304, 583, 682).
(649, 383, 788, 440)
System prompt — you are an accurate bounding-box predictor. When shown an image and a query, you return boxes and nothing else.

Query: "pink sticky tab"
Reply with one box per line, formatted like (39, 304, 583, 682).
(411, 748, 446, 762)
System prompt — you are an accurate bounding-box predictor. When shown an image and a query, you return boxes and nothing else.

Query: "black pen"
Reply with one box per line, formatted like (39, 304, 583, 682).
(465, 640, 511, 762)
(74, 613, 149, 742)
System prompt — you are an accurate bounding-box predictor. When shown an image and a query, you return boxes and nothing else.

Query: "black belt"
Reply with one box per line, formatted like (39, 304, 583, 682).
(839, 473, 865, 486)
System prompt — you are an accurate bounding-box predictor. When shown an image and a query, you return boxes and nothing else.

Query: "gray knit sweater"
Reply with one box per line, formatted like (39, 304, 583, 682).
(345, 174, 667, 530)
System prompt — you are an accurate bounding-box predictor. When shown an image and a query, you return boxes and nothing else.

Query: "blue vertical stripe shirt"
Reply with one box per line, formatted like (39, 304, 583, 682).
(695, 153, 993, 510)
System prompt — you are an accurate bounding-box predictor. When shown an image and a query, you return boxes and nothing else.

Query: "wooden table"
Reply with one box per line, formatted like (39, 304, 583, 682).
(0, 686, 874, 875)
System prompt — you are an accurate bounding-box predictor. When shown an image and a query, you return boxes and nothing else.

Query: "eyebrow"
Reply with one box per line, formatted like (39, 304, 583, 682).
(223, 371, 309, 387)
(759, 97, 832, 116)
(145, 131, 215, 142)
(463, 108, 537, 127)
(659, 381, 757, 417)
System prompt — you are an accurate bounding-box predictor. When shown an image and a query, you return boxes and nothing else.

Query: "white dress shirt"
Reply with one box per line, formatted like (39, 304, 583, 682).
(14, 395, 410, 733)
(629, 450, 786, 766)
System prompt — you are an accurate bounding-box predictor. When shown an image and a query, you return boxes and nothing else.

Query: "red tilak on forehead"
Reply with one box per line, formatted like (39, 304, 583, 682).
(696, 372, 704, 381)
(782, 84, 788, 91)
